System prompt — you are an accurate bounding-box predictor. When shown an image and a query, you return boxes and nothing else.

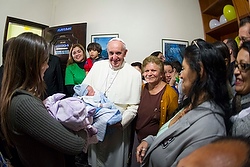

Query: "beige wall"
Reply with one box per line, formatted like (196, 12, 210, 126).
(0, 0, 53, 64)
(0, 0, 204, 64)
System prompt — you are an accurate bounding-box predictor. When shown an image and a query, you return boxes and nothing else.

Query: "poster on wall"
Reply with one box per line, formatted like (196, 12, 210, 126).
(91, 34, 119, 59)
(44, 23, 87, 74)
(162, 39, 188, 63)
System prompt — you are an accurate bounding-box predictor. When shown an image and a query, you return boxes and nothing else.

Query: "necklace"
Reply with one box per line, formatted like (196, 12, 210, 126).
(103, 69, 120, 96)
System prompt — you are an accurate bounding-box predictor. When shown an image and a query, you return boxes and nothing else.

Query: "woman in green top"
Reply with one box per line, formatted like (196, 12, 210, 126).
(65, 43, 87, 96)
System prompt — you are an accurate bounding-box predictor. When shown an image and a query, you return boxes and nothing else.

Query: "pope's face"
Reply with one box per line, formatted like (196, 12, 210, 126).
(107, 40, 127, 70)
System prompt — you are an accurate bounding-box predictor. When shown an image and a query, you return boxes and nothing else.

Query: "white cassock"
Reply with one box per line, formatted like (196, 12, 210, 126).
(82, 60, 142, 167)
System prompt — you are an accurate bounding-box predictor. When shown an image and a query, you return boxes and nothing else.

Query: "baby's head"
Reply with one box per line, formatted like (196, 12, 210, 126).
(86, 85, 95, 96)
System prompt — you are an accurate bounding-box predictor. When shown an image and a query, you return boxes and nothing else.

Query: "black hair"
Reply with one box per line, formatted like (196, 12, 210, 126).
(240, 16, 250, 27)
(131, 62, 142, 70)
(182, 39, 230, 115)
(163, 61, 173, 68)
(212, 41, 231, 78)
(151, 51, 162, 57)
(239, 41, 250, 55)
(171, 60, 182, 73)
(2, 37, 15, 64)
(224, 38, 239, 59)
(87, 42, 102, 53)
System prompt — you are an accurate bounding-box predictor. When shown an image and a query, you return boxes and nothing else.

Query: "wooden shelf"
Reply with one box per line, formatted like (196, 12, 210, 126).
(199, 0, 249, 42)
(206, 18, 238, 39)
(202, 0, 233, 16)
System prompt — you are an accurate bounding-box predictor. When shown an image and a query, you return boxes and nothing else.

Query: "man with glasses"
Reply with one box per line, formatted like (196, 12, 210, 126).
(239, 16, 250, 46)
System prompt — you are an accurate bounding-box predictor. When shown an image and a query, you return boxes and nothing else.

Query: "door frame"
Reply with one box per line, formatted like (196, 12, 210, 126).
(3, 16, 48, 45)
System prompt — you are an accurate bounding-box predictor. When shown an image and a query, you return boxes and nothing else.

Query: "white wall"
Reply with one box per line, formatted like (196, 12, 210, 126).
(0, 0, 204, 64)
(0, 0, 53, 64)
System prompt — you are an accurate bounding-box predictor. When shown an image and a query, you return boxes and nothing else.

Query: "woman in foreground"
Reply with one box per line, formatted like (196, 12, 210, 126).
(136, 39, 230, 167)
(0, 32, 88, 167)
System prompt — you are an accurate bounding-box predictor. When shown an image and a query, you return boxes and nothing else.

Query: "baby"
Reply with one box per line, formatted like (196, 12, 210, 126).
(44, 92, 98, 153)
(74, 84, 113, 109)
(44, 93, 97, 136)
(73, 83, 122, 141)
(44, 83, 122, 143)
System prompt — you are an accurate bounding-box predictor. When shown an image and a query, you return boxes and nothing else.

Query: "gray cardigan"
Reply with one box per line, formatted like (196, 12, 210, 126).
(141, 101, 226, 167)
(8, 90, 87, 167)
(231, 111, 250, 137)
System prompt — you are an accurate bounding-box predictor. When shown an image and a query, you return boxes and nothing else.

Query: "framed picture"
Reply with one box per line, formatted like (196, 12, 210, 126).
(91, 34, 119, 59)
(162, 39, 189, 63)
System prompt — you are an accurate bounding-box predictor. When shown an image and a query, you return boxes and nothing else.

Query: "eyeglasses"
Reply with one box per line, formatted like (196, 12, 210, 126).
(234, 62, 250, 72)
(238, 36, 250, 42)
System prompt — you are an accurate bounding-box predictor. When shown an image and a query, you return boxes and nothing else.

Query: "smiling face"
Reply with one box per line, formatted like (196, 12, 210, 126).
(71, 46, 85, 62)
(234, 48, 250, 95)
(107, 40, 127, 70)
(164, 64, 173, 84)
(143, 62, 163, 85)
(180, 58, 197, 96)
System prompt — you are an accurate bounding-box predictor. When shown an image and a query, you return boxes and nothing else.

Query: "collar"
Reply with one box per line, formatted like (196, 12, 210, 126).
(109, 61, 125, 71)
(241, 93, 250, 109)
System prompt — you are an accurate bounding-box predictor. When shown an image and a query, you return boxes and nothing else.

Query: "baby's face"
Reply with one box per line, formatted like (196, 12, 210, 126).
(87, 86, 95, 96)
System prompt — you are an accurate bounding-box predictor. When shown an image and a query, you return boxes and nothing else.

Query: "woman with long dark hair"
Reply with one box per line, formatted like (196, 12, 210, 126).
(136, 39, 230, 167)
(0, 32, 88, 167)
